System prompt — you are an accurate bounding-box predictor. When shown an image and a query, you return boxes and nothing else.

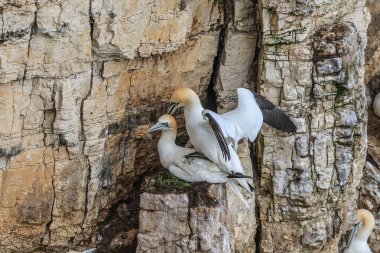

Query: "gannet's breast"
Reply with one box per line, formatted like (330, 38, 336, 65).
(344, 240, 372, 253)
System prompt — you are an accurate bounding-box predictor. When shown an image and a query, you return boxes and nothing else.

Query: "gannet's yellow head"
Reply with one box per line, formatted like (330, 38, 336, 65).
(148, 114, 177, 133)
(167, 88, 199, 114)
(356, 209, 375, 231)
(347, 209, 375, 247)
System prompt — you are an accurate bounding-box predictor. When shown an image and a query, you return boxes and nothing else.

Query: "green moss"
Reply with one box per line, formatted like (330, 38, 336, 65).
(154, 170, 191, 191)
(334, 64, 355, 103)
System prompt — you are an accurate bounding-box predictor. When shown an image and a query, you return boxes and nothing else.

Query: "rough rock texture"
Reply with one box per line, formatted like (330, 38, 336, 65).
(359, 110, 380, 253)
(366, 0, 380, 92)
(0, 0, 374, 252)
(360, 1, 380, 252)
(256, 0, 369, 252)
(0, 0, 224, 251)
(136, 184, 233, 253)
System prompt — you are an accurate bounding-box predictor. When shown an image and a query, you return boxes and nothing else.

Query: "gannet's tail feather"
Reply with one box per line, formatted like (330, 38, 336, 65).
(227, 180, 250, 209)
(233, 178, 255, 194)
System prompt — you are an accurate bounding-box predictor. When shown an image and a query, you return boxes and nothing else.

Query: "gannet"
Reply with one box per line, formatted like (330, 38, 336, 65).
(168, 87, 296, 153)
(148, 114, 253, 209)
(374, 93, 380, 117)
(344, 209, 375, 253)
(167, 88, 254, 194)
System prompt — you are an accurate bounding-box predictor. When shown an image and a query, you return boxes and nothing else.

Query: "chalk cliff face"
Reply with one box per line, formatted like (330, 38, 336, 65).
(360, 0, 380, 252)
(0, 0, 373, 252)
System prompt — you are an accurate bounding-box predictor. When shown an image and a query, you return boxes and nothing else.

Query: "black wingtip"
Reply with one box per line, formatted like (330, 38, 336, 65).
(253, 92, 297, 134)
(248, 182, 255, 192)
(367, 152, 379, 169)
(204, 112, 231, 161)
(227, 172, 254, 180)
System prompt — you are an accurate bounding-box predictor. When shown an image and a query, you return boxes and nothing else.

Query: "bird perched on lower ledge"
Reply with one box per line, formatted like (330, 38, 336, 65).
(344, 209, 375, 253)
(148, 114, 254, 209)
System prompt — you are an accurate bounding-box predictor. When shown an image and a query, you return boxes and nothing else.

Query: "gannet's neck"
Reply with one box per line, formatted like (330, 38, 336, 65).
(355, 221, 375, 242)
(157, 128, 177, 154)
(352, 209, 375, 244)
(184, 98, 204, 120)
(354, 228, 372, 243)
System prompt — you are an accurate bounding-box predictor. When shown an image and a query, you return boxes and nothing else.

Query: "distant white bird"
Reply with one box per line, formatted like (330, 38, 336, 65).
(148, 114, 253, 209)
(374, 93, 380, 118)
(344, 209, 375, 253)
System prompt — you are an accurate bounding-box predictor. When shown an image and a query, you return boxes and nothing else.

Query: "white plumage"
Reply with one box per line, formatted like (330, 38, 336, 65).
(168, 88, 254, 194)
(148, 114, 251, 209)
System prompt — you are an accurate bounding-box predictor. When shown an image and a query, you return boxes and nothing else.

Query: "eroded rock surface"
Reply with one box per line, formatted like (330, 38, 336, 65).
(0, 0, 374, 252)
(136, 184, 233, 253)
(361, 1, 380, 251)
(0, 0, 224, 251)
(256, 0, 369, 252)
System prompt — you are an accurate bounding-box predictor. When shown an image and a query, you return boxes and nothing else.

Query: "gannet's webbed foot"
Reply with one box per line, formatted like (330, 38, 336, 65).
(227, 172, 254, 180)
(185, 151, 210, 161)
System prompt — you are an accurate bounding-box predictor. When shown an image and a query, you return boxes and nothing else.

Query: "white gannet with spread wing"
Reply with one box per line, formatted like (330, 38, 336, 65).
(148, 114, 253, 209)
(344, 209, 375, 253)
(167, 87, 296, 160)
(167, 89, 254, 194)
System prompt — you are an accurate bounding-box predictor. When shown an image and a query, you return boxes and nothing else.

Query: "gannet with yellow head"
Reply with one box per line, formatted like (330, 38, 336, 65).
(167, 88, 254, 194)
(148, 114, 253, 209)
(167, 87, 296, 188)
(345, 209, 375, 253)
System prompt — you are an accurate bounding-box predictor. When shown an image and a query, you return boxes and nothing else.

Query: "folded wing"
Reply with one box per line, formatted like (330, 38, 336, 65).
(202, 109, 245, 158)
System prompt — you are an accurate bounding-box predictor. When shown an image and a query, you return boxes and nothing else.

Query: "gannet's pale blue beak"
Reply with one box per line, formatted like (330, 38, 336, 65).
(148, 122, 170, 133)
(167, 102, 179, 115)
(347, 222, 360, 247)
(81, 248, 97, 253)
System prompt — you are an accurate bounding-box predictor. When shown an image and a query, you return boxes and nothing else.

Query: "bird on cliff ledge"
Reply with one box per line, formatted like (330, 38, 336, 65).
(168, 87, 297, 153)
(166, 87, 296, 187)
(148, 114, 253, 209)
(344, 209, 375, 253)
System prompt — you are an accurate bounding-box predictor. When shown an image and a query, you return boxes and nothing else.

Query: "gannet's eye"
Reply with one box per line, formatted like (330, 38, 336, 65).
(161, 122, 170, 128)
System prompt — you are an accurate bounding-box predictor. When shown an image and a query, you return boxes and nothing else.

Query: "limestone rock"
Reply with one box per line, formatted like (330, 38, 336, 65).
(0, 0, 223, 251)
(136, 184, 234, 253)
(0, 0, 374, 252)
(257, 0, 369, 252)
(362, 1, 380, 250)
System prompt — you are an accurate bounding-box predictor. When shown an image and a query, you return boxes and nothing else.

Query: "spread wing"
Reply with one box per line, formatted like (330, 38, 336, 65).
(253, 92, 297, 133)
(202, 110, 231, 161)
